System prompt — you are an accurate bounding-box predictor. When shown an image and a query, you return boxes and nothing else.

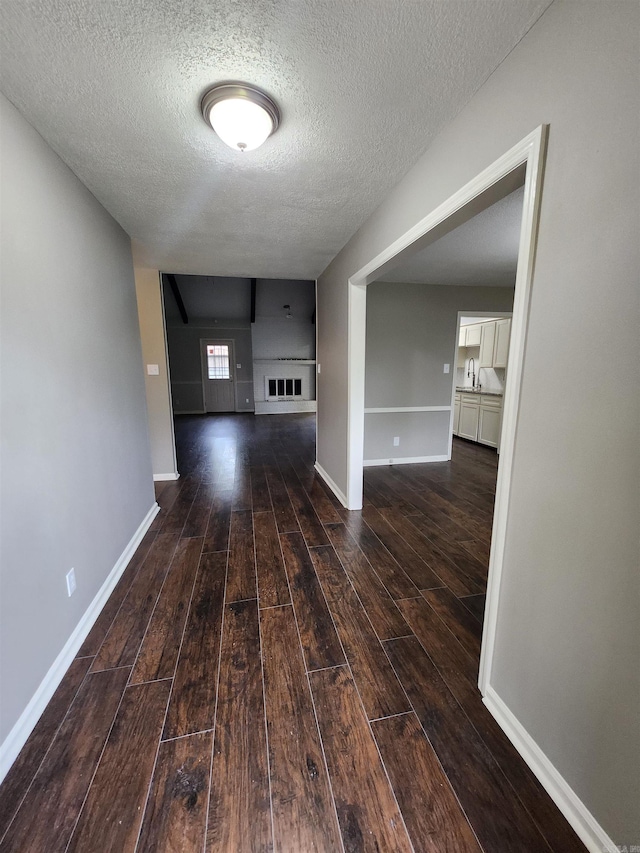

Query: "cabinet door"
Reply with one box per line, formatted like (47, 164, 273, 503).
(458, 403, 479, 441)
(493, 318, 511, 368)
(479, 322, 496, 367)
(465, 324, 481, 347)
(458, 326, 467, 347)
(453, 398, 460, 435)
(478, 405, 501, 448)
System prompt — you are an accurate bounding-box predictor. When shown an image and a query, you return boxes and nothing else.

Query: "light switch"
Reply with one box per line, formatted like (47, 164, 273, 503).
(236, 363, 241, 369)
(443, 363, 450, 373)
(317, 364, 321, 374)
(146, 364, 159, 375)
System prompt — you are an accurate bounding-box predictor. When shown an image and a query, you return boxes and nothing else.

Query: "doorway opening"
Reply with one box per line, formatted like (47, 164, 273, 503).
(345, 126, 547, 694)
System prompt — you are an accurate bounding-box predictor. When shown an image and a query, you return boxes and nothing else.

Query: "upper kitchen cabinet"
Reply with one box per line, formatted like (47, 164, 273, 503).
(493, 318, 511, 368)
(479, 322, 496, 367)
(458, 324, 481, 346)
(465, 324, 482, 347)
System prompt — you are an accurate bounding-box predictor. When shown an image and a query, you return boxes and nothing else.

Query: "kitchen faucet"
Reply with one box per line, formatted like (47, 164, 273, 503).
(468, 357, 476, 389)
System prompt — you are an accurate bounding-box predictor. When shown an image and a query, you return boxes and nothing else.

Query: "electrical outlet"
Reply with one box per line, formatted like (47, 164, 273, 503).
(66, 568, 76, 597)
(443, 363, 450, 373)
(393, 436, 400, 446)
(246, 398, 249, 403)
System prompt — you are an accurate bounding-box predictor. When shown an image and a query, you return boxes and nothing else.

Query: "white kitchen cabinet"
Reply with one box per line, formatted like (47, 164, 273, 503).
(458, 326, 466, 346)
(478, 402, 502, 447)
(458, 396, 480, 441)
(465, 324, 481, 347)
(493, 318, 511, 368)
(454, 392, 503, 448)
(479, 322, 496, 367)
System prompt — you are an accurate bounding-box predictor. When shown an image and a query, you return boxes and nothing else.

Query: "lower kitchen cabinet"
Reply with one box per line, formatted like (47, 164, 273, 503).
(458, 396, 480, 441)
(453, 392, 503, 448)
(478, 404, 501, 448)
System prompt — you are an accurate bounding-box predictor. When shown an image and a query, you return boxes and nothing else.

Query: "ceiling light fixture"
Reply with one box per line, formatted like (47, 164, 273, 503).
(201, 83, 280, 152)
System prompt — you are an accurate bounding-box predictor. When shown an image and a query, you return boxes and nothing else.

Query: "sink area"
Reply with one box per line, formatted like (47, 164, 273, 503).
(456, 386, 503, 396)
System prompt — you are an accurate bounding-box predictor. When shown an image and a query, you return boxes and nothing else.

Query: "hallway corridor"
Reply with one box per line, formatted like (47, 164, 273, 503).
(0, 413, 585, 852)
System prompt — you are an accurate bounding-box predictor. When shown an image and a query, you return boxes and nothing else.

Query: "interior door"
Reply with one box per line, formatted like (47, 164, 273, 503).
(201, 339, 236, 412)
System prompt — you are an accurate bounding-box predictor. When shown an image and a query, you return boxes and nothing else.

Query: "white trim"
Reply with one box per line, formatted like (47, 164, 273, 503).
(477, 127, 547, 693)
(345, 125, 548, 693)
(346, 282, 367, 509)
(254, 359, 317, 365)
(314, 461, 348, 508)
(153, 472, 180, 481)
(364, 405, 451, 414)
(363, 454, 449, 467)
(158, 272, 179, 480)
(254, 400, 316, 415)
(0, 501, 160, 784)
(484, 687, 617, 853)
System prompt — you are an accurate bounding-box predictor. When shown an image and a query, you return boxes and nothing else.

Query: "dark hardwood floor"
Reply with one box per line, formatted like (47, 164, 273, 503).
(0, 413, 586, 852)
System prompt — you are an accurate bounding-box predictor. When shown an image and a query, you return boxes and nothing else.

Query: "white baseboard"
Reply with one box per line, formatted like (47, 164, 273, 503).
(363, 454, 449, 467)
(483, 685, 617, 853)
(314, 462, 348, 508)
(0, 501, 160, 784)
(153, 472, 180, 481)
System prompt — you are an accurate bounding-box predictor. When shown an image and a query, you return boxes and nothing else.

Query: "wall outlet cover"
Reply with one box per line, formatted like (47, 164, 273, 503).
(146, 364, 159, 375)
(444, 363, 450, 373)
(66, 568, 76, 597)
(393, 436, 400, 446)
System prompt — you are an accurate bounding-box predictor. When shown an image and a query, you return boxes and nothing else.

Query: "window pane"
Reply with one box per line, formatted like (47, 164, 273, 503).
(277, 379, 285, 395)
(268, 379, 277, 396)
(294, 379, 302, 395)
(285, 379, 293, 396)
(207, 344, 230, 379)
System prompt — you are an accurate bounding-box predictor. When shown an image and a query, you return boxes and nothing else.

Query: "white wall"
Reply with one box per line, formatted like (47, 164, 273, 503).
(364, 283, 513, 461)
(316, 1, 639, 845)
(0, 95, 155, 744)
(134, 267, 177, 479)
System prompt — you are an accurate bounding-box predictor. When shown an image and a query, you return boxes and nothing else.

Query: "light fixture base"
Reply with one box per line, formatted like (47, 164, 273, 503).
(201, 83, 280, 151)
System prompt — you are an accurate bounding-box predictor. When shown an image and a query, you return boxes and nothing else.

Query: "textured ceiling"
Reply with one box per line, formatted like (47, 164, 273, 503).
(0, 0, 551, 280)
(166, 275, 314, 323)
(379, 186, 524, 287)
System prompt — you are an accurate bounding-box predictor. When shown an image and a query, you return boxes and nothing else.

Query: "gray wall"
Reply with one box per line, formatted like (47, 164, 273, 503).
(166, 323, 254, 413)
(317, 1, 639, 843)
(0, 95, 155, 742)
(365, 282, 513, 461)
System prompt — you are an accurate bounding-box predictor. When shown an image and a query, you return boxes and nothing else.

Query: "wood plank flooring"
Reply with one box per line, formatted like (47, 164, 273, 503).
(0, 413, 586, 853)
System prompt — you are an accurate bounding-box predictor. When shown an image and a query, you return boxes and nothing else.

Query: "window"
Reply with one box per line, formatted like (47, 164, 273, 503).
(207, 344, 230, 379)
(266, 377, 303, 400)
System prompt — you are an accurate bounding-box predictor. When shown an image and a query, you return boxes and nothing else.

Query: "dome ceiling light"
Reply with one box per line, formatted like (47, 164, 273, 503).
(201, 83, 280, 152)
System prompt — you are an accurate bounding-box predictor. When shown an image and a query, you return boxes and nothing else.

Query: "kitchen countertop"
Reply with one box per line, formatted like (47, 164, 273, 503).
(456, 387, 503, 397)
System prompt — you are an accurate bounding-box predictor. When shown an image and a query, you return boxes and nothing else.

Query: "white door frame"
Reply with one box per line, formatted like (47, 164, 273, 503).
(345, 125, 548, 694)
(200, 338, 237, 413)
